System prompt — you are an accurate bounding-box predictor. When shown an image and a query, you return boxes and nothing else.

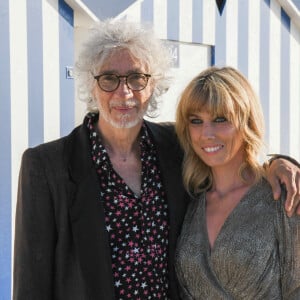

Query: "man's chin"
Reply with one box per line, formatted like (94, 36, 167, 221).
(117, 119, 143, 129)
(99, 109, 146, 129)
(108, 116, 143, 129)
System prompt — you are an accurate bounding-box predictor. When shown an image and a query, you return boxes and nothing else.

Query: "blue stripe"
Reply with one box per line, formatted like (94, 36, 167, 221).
(238, 0, 249, 76)
(214, 4, 226, 66)
(167, 0, 179, 40)
(280, 8, 290, 154)
(211, 45, 215, 66)
(281, 7, 291, 31)
(192, 0, 203, 43)
(0, 0, 12, 298)
(260, 0, 270, 141)
(59, 0, 74, 136)
(141, 0, 154, 23)
(59, 0, 73, 26)
(27, 0, 44, 147)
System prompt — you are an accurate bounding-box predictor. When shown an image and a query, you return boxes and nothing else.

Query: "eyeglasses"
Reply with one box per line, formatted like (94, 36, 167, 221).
(94, 73, 151, 92)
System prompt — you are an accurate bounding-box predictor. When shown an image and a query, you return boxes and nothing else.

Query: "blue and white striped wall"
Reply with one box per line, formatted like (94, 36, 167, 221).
(1, 0, 300, 298)
(0, 0, 74, 298)
(116, 0, 300, 160)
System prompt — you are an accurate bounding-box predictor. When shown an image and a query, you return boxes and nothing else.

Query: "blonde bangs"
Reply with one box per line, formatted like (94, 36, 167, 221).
(182, 77, 238, 126)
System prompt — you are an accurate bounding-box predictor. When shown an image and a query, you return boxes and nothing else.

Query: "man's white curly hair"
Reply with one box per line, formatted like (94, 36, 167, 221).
(75, 19, 173, 115)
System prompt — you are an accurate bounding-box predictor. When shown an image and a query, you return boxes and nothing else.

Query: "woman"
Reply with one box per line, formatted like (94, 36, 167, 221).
(175, 66, 300, 299)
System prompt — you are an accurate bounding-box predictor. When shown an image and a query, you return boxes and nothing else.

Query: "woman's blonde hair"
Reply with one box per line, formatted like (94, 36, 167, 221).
(175, 66, 265, 195)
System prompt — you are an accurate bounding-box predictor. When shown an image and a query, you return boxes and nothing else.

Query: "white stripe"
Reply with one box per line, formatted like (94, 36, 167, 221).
(9, 0, 29, 291)
(202, 0, 215, 45)
(42, 0, 60, 142)
(268, 0, 281, 153)
(179, 0, 192, 42)
(153, 0, 167, 39)
(289, 22, 300, 160)
(9, 0, 29, 228)
(226, 0, 238, 67)
(248, 0, 260, 95)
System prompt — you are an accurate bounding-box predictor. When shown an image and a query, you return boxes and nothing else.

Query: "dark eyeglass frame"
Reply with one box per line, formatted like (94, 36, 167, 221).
(93, 73, 151, 92)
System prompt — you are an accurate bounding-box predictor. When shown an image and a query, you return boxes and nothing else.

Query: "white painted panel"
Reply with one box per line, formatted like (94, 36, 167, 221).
(202, 0, 215, 45)
(268, 0, 281, 153)
(289, 23, 300, 160)
(226, 0, 238, 67)
(179, 0, 192, 42)
(147, 42, 210, 123)
(42, 0, 60, 142)
(248, 0, 260, 95)
(74, 26, 91, 126)
(9, 0, 29, 242)
(153, 0, 167, 39)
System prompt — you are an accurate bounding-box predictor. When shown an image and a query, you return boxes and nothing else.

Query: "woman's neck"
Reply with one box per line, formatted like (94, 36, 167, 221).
(210, 163, 254, 198)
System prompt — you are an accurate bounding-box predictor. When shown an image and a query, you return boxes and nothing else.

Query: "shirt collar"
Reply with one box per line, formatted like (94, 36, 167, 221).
(85, 112, 154, 168)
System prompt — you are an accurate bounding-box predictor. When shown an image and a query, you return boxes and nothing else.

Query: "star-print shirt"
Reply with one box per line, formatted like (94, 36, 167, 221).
(86, 113, 169, 300)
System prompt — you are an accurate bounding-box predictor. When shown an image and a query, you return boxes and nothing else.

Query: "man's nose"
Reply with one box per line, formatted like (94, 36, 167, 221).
(115, 78, 133, 96)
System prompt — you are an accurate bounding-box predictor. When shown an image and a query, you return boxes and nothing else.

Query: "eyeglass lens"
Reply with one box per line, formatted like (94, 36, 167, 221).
(97, 73, 150, 92)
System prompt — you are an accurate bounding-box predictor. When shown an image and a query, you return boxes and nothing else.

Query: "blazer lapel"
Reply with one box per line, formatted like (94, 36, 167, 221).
(146, 121, 189, 299)
(66, 124, 115, 299)
(145, 121, 187, 233)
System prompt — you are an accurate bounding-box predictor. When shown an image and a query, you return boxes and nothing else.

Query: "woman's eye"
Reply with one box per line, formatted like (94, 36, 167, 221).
(189, 118, 202, 124)
(214, 117, 227, 123)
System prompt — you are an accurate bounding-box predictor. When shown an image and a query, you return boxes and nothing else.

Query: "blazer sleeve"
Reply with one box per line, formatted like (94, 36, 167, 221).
(276, 192, 300, 299)
(13, 148, 57, 300)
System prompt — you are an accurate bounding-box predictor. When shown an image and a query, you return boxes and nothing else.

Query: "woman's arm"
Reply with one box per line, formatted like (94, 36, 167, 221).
(276, 191, 300, 299)
(265, 157, 300, 216)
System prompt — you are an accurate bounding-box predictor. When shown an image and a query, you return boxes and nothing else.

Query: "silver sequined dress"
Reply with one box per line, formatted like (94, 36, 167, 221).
(175, 179, 300, 299)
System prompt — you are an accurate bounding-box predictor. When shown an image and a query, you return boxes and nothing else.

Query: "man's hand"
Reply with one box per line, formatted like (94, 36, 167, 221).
(266, 158, 300, 217)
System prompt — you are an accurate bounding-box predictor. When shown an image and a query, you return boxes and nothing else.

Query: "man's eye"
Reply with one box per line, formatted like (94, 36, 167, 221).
(102, 75, 117, 81)
(129, 73, 144, 81)
(214, 117, 227, 123)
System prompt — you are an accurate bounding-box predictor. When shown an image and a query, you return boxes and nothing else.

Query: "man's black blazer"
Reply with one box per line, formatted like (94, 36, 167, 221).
(13, 120, 189, 300)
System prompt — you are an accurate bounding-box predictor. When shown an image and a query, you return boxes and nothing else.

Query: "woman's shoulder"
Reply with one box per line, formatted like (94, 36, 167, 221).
(254, 177, 273, 197)
(251, 177, 287, 211)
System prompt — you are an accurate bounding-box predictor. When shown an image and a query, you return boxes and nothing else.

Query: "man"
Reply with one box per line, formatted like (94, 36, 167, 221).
(14, 19, 300, 300)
